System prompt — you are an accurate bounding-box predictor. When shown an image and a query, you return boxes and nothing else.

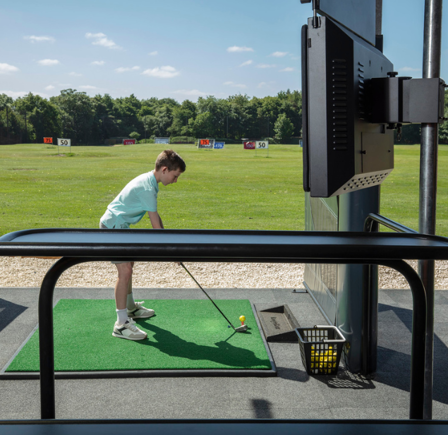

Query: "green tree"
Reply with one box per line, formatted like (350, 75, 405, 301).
(196, 96, 228, 137)
(277, 89, 302, 136)
(153, 105, 174, 137)
(15, 93, 60, 143)
(191, 112, 214, 138)
(129, 131, 141, 140)
(439, 89, 448, 144)
(141, 115, 156, 139)
(168, 100, 197, 136)
(113, 94, 142, 137)
(50, 89, 94, 144)
(0, 94, 14, 143)
(91, 94, 118, 143)
(274, 113, 294, 143)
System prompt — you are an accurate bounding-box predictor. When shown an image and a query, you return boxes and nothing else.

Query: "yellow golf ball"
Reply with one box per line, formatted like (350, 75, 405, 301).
(239, 315, 246, 323)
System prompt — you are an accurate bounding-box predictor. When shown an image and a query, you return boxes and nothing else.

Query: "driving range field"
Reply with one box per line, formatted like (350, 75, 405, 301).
(0, 143, 447, 236)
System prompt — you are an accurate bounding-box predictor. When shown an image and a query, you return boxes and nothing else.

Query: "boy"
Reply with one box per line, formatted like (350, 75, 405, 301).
(100, 149, 186, 340)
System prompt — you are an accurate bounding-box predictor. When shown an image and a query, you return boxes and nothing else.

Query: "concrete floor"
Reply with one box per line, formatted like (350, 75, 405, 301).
(1, 286, 447, 420)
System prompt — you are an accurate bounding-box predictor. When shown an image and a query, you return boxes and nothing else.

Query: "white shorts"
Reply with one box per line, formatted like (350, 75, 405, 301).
(99, 221, 131, 265)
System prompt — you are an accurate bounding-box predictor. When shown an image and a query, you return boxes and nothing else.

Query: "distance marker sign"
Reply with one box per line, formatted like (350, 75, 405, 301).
(198, 139, 214, 149)
(243, 141, 255, 149)
(57, 138, 71, 147)
(43, 137, 53, 144)
(256, 141, 269, 149)
(214, 141, 225, 149)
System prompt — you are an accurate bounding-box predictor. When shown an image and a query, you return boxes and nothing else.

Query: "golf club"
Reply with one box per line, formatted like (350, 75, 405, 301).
(180, 262, 248, 332)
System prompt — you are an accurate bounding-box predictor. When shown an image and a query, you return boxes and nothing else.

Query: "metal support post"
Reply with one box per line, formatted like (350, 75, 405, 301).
(419, 0, 443, 420)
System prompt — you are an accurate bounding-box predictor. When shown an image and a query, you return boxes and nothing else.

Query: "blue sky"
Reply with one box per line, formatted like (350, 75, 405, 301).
(0, 0, 446, 102)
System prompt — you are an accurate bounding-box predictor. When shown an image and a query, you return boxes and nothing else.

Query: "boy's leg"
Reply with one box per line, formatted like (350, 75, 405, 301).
(125, 262, 155, 319)
(115, 262, 133, 311)
(112, 262, 147, 340)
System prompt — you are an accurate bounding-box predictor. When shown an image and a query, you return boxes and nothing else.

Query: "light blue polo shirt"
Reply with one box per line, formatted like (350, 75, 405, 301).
(100, 171, 159, 229)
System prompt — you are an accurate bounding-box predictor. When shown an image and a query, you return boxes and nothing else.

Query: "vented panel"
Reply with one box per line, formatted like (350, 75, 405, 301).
(332, 59, 348, 151)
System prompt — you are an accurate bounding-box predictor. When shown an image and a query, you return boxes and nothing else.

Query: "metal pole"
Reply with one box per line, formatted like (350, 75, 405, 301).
(419, 0, 443, 420)
(39, 257, 88, 419)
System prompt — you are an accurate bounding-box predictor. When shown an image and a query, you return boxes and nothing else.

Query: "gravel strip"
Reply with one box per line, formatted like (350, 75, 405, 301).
(0, 257, 447, 289)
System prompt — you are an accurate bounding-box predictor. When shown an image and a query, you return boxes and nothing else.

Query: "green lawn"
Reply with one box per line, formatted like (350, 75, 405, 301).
(0, 143, 447, 236)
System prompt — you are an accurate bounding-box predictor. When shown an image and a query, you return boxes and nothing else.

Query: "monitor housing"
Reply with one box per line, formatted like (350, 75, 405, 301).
(302, 16, 394, 198)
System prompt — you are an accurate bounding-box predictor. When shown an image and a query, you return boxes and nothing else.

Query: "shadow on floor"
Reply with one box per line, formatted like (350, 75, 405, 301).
(0, 299, 28, 333)
(251, 399, 274, 418)
(373, 303, 448, 405)
(313, 369, 376, 389)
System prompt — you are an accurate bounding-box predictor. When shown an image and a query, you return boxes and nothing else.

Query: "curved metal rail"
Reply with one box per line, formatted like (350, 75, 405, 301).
(0, 228, 445, 420)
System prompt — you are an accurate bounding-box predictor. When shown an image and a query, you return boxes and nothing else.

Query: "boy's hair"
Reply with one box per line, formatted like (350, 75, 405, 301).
(155, 149, 186, 172)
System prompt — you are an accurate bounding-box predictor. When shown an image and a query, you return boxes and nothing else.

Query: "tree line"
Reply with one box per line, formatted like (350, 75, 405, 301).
(0, 89, 302, 145)
(0, 89, 446, 145)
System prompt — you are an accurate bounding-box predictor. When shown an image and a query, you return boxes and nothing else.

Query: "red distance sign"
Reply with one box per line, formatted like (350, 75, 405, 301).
(243, 141, 255, 149)
(43, 137, 53, 144)
(123, 139, 136, 145)
(200, 139, 210, 145)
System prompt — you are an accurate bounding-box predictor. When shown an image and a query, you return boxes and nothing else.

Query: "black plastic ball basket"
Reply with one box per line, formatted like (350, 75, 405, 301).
(296, 325, 346, 375)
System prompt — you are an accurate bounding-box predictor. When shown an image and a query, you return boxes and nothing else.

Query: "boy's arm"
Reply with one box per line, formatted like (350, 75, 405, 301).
(148, 211, 164, 229)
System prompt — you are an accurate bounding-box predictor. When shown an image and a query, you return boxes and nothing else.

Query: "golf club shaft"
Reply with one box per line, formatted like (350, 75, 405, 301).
(180, 262, 236, 330)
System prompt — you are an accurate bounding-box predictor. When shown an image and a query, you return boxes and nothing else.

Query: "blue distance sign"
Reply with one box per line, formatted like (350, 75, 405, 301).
(214, 141, 225, 149)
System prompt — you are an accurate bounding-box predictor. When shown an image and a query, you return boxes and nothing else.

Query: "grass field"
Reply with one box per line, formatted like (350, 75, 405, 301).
(0, 143, 447, 236)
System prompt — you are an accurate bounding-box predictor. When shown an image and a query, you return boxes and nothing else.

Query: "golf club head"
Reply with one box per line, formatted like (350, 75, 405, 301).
(235, 324, 248, 333)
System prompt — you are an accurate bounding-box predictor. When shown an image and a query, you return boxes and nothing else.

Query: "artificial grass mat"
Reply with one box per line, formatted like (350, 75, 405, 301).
(7, 299, 272, 372)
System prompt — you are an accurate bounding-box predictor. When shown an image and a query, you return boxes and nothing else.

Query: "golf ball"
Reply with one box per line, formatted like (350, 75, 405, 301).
(239, 315, 246, 322)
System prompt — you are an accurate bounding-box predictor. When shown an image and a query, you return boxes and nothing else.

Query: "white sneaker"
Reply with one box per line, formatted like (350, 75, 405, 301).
(112, 319, 147, 341)
(127, 301, 155, 319)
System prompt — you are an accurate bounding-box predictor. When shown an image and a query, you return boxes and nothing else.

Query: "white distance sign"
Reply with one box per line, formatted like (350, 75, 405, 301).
(155, 137, 170, 144)
(57, 138, 71, 147)
(255, 141, 269, 149)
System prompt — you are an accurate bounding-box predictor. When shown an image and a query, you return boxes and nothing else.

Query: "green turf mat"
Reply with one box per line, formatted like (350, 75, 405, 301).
(7, 299, 272, 372)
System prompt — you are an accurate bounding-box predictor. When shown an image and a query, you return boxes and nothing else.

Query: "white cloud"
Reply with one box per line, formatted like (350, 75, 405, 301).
(91, 60, 105, 66)
(69, 72, 82, 76)
(149, 51, 158, 56)
(85, 32, 121, 50)
(45, 85, 55, 90)
(38, 59, 60, 66)
(280, 67, 294, 72)
(0, 63, 19, 74)
(172, 89, 208, 97)
(400, 66, 420, 72)
(258, 81, 275, 88)
(239, 60, 253, 67)
(223, 81, 246, 89)
(270, 51, 288, 57)
(79, 85, 97, 90)
(0, 90, 27, 98)
(257, 64, 276, 68)
(24, 35, 55, 43)
(142, 65, 180, 78)
(227, 46, 254, 53)
(115, 66, 140, 73)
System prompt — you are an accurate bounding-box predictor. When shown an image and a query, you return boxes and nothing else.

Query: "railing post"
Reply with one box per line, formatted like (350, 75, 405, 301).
(39, 257, 87, 419)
